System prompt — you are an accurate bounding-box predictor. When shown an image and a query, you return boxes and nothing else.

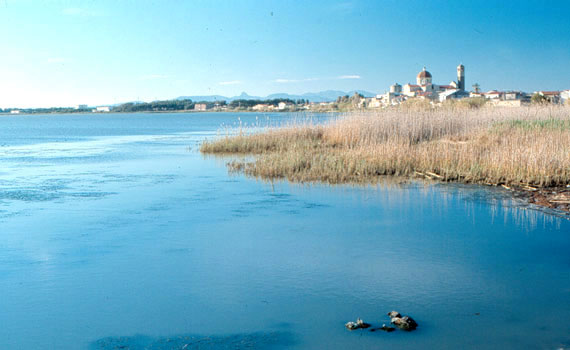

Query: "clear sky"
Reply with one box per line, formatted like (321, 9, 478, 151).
(0, 0, 569, 108)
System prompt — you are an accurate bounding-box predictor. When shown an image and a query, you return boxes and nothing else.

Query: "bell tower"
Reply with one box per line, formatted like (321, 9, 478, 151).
(457, 64, 465, 91)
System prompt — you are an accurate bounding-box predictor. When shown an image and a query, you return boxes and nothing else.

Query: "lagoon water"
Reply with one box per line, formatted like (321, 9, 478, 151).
(0, 112, 568, 349)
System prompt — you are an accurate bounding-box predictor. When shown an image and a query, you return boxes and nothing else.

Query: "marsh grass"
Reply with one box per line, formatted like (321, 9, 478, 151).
(494, 118, 570, 131)
(200, 106, 570, 187)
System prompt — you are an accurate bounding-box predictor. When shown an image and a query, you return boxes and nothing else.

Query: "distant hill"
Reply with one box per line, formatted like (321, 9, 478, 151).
(175, 90, 376, 103)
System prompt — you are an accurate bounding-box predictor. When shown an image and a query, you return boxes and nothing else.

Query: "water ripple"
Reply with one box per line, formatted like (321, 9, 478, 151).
(90, 331, 296, 350)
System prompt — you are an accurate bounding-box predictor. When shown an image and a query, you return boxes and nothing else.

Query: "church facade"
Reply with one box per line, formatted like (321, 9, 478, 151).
(372, 64, 470, 107)
(392, 65, 468, 101)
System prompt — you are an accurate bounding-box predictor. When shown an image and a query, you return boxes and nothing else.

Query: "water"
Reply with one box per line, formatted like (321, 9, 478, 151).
(0, 112, 568, 350)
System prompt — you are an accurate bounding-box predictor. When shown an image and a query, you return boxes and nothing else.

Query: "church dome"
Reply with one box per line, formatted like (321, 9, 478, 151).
(417, 67, 432, 79)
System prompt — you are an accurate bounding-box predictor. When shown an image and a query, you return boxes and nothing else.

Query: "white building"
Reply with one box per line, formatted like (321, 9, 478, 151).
(252, 104, 269, 111)
(483, 91, 502, 99)
(394, 65, 468, 101)
(367, 96, 382, 108)
(536, 91, 562, 104)
(504, 91, 522, 100)
(95, 106, 111, 112)
(278, 102, 290, 110)
(438, 89, 461, 102)
(375, 92, 407, 106)
(252, 104, 275, 111)
(561, 90, 570, 104)
(479, 91, 529, 106)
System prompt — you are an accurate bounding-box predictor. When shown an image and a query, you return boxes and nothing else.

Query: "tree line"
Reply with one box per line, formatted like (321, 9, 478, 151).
(0, 97, 319, 114)
(114, 99, 196, 112)
(228, 98, 307, 108)
(112, 98, 310, 112)
(0, 107, 84, 114)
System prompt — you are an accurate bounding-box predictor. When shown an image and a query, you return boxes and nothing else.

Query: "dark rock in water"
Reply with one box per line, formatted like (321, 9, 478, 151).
(356, 318, 371, 329)
(391, 315, 418, 331)
(387, 311, 401, 318)
(345, 321, 359, 330)
(369, 324, 396, 333)
(387, 310, 418, 331)
(345, 318, 370, 330)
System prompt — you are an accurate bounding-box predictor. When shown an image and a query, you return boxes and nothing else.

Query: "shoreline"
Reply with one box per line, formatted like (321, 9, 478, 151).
(522, 186, 570, 213)
(0, 109, 339, 116)
(412, 172, 570, 214)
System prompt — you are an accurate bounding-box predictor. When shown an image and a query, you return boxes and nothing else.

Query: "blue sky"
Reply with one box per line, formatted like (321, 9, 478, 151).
(0, 0, 569, 108)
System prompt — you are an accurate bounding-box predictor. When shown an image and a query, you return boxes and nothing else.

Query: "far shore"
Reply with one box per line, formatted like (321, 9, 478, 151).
(3, 94, 568, 116)
(0, 109, 337, 116)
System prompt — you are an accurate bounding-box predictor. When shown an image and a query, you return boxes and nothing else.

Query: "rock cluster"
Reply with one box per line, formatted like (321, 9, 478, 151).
(387, 311, 418, 331)
(345, 310, 418, 333)
(345, 318, 370, 330)
(378, 324, 396, 332)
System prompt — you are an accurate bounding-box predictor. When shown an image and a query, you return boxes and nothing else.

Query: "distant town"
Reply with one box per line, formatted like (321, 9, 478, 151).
(370, 64, 569, 108)
(2, 64, 569, 115)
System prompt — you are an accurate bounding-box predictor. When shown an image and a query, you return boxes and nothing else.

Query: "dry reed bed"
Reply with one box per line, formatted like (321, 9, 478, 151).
(200, 106, 570, 188)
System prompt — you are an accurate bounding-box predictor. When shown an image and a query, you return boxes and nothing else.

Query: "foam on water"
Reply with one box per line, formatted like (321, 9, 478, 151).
(0, 131, 214, 159)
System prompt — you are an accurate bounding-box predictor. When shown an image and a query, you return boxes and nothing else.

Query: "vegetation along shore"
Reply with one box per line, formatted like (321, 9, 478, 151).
(201, 105, 570, 213)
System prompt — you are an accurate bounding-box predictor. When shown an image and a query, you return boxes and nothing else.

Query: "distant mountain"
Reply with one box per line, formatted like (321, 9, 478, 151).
(175, 90, 377, 103)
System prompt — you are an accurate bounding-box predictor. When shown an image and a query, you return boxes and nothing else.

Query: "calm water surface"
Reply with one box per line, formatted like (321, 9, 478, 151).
(0, 112, 568, 349)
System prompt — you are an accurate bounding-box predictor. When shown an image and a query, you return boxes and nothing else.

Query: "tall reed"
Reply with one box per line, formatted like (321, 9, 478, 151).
(201, 106, 570, 187)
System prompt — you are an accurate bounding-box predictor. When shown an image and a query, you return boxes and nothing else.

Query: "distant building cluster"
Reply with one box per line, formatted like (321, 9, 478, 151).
(365, 64, 570, 108)
(369, 64, 469, 107)
(75, 104, 111, 112)
(95, 106, 111, 112)
(194, 103, 207, 111)
(251, 101, 297, 111)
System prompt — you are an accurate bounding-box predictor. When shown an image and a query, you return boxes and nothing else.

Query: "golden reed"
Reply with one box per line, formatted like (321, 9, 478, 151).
(201, 106, 570, 187)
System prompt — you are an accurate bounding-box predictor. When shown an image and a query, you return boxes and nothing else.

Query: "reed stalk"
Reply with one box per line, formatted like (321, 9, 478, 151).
(201, 106, 570, 187)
